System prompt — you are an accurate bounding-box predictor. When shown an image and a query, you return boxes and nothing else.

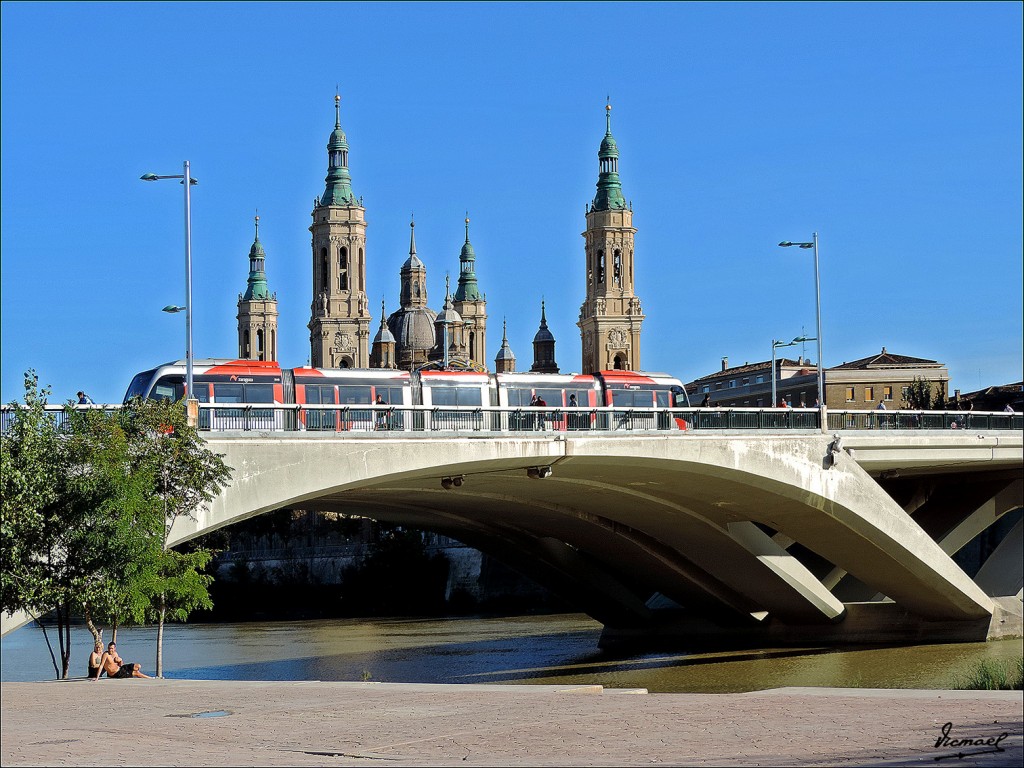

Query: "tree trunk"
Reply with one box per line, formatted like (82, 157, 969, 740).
(62, 610, 71, 680)
(156, 594, 166, 678)
(83, 605, 103, 646)
(55, 603, 71, 679)
(33, 611, 60, 679)
(111, 616, 119, 644)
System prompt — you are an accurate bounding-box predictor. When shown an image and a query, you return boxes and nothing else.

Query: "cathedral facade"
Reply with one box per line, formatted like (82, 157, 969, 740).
(236, 98, 643, 375)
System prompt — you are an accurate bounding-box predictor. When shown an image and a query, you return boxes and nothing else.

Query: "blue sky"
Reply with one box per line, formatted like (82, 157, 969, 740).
(2, 1, 1021, 404)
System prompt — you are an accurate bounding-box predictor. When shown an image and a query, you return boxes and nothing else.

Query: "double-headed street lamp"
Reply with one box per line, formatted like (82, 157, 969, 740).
(779, 233, 824, 416)
(771, 335, 815, 407)
(141, 162, 198, 414)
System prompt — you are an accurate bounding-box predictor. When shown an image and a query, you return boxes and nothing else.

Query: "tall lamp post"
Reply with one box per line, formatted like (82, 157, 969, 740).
(141, 162, 198, 422)
(779, 234, 824, 420)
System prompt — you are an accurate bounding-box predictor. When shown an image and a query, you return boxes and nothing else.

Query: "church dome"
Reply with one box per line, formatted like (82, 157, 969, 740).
(387, 306, 437, 352)
(599, 132, 618, 157)
(328, 125, 348, 150)
(533, 324, 555, 343)
(373, 322, 396, 345)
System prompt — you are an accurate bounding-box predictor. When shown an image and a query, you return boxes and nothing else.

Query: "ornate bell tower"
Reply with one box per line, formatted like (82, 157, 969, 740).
(308, 94, 371, 368)
(451, 215, 487, 369)
(577, 102, 644, 372)
(236, 214, 278, 361)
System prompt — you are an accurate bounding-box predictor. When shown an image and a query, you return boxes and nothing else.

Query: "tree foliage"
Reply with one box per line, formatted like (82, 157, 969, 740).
(1, 376, 231, 678)
(902, 377, 944, 410)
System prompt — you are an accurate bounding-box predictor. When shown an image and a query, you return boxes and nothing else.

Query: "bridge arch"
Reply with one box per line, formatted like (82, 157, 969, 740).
(169, 433, 1002, 640)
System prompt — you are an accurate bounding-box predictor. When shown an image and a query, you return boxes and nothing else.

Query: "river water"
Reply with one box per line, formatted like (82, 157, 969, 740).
(2, 614, 1021, 692)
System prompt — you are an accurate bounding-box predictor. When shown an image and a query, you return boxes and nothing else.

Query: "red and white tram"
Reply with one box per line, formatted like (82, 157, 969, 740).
(124, 360, 690, 430)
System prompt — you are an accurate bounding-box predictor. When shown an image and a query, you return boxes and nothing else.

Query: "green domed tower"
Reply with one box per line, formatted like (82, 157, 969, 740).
(578, 102, 644, 372)
(451, 214, 488, 369)
(308, 93, 371, 368)
(237, 214, 279, 361)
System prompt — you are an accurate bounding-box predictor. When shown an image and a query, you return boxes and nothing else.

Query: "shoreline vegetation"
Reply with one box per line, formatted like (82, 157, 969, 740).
(955, 657, 1024, 690)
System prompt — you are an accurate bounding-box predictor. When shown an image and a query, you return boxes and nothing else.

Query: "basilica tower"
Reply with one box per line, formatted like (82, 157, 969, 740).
(451, 215, 487, 369)
(236, 215, 278, 361)
(577, 103, 644, 372)
(308, 94, 371, 368)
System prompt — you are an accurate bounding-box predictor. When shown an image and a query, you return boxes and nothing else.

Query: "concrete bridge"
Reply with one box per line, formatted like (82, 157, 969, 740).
(170, 420, 1022, 648)
(4, 406, 1021, 646)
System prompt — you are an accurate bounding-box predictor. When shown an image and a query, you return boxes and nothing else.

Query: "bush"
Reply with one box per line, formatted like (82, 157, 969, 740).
(954, 657, 1023, 690)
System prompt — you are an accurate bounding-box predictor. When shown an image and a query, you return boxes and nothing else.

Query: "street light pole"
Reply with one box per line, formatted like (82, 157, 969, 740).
(142, 163, 198, 423)
(779, 234, 824, 422)
(183, 160, 194, 403)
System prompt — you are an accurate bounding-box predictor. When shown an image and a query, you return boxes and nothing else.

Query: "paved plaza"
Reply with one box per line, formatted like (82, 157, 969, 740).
(1, 679, 1021, 766)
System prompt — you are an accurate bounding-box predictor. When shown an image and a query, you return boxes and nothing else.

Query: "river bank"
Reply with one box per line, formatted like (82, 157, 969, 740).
(2, 678, 1021, 766)
(4, 615, 1023, 694)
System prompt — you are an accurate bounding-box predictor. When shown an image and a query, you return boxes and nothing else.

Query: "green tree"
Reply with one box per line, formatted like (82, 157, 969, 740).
(121, 397, 230, 676)
(902, 377, 943, 410)
(3, 377, 230, 679)
(1, 372, 63, 675)
(1, 374, 147, 677)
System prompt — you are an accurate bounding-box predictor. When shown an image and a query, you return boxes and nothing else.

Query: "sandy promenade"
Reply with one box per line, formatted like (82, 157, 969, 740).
(1, 679, 1021, 766)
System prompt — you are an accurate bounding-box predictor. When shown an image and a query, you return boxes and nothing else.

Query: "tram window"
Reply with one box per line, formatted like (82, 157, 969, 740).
(153, 381, 181, 401)
(245, 383, 274, 403)
(566, 388, 591, 406)
(535, 389, 562, 406)
(338, 385, 372, 404)
(213, 383, 244, 403)
(611, 390, 632, 407)
(506, 388, 532, 407)
(612, 390, 654, 407)
(374, 386, 404, 405)
(655, 390, 670, 408)
(305, 385, 335, 404)
(431, 386, 482, 407)
(125, 370, 156, 400)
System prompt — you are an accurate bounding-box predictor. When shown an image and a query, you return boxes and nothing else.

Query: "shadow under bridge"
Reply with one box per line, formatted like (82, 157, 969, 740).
(169, 433, 999, 646)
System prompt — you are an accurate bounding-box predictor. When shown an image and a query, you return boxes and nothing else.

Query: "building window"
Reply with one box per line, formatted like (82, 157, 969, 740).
(339, 247, 348, 290)
(845, 387, 855, 402)
(729, 380, 736, 388)
(701, 385, 710, 394)
(755, 375, 764, 384)
(715, 382, 723, 390)
(884, 386, 893, 401)
(741, 378, 749, 386)
(865, 386, 874, 402)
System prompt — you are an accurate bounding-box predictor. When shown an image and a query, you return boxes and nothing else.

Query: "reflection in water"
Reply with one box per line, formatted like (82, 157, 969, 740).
(3, 614, 1021, 693)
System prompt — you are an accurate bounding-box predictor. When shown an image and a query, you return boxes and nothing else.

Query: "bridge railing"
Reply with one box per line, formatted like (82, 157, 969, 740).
(825, 409, 1022, 432)
(2, 404, 1020, 435)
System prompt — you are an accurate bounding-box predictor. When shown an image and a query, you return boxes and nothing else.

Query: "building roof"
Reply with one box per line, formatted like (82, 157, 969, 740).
(495, 319, 515, 361)
(532, 300, 555, 343)
(830, 347, 941, 370)
(591, 102, 627, 212)
(320, 94, 358, 207)
(453, 216, 482, 302)
(689, 358, 807, 384)
(241, 216, 272, 301)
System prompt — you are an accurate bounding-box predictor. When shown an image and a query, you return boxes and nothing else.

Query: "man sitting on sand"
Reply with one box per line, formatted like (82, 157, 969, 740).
(95, 642, 152, 680)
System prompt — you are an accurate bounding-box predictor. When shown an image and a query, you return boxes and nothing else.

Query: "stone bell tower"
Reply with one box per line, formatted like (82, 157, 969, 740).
(236, 214, 278, 361)
(451, 215, 487, 369)
(308, 94, 371, 368)
(577, 102, 644, 372)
